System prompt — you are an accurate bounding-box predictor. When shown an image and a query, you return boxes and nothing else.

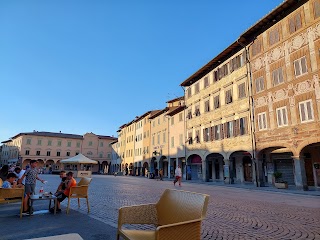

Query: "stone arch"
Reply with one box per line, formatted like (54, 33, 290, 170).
(186, 154, 203, 181)
(205, 153, 224, 182)
(296, 136, 320, 155)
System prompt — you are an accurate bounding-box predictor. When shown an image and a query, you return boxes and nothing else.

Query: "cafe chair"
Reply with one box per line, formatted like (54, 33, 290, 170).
(117, 189, 209, 240)
(0, 188, 25, 218)
(66, 177, 92, 214)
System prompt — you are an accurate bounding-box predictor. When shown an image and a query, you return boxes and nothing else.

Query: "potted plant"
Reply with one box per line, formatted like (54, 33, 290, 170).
(273, 171, 288, 189)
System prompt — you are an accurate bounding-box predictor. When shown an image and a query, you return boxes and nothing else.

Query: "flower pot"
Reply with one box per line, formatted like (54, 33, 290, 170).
(274, 182, 288, 189)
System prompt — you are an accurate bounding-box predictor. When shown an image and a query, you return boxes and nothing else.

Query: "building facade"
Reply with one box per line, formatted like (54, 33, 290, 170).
(0, 131, 117, 173)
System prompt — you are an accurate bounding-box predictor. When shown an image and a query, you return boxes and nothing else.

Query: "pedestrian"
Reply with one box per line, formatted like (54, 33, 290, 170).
(173, 165, 182, 187)
(159, 168, 163, 181)
(18, 160, 46, 214)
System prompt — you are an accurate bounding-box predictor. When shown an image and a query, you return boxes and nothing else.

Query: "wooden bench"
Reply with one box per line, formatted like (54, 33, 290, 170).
(0, 188, 25, 218)
(117, 189, 209, 240)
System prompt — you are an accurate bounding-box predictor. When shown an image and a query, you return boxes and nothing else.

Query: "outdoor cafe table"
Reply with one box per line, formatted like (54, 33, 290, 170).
(29, 194, 57, 215)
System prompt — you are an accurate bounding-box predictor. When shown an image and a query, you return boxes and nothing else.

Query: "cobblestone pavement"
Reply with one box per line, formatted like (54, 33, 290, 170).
(40, 174, 320, 240)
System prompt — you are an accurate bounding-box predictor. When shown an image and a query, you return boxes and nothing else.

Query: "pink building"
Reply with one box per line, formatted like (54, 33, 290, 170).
(0, 131, 117, 173)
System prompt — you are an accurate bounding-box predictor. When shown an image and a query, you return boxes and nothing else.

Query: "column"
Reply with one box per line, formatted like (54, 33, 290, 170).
(292, 156, 308, 191)
(202, 159, 207, 182)
(168, 158, 171, 179)
(223, 159, 231, 184)
(255, 158, 265, 187)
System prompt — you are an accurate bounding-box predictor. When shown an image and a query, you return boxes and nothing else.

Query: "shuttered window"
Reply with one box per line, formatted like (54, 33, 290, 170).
(195, 130, 200, 143)
(226, 121, 234, 138)
(239, 117, 248, 135)
(255, 77, 265, 93)
(204, 100, 210, 112)
(188, 132, 193, 145)
(272, 67, 284, 86)
(251, 40, 262, 56)
(299, 100, 314, 123)
(238, 83, 246, 99)
(225, 89, 233, 104)
(194, 105, 200, 116)
(214, 125, 221, 140)
(289, 13, 302, 34)
(203, 128, 210, 142)
(214, 95, 220, 109)
(187, 88, 192, 98)
(258, 112, 267, 130)
(269, 28, 280, 46)
(204, 77, 209, 88)
(195, 83, 200, 94)
(294, 56, 307, 77)
(276, 107, 288, 127)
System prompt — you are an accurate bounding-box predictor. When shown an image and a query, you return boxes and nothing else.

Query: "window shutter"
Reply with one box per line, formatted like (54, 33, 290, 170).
(203, 129, 206, 142)
(220, 124, 224, 139)
(306, 101, 312, 120)
(211, 126, 214, 141)
(301, 57, 307, 74)
(296, 14, 302, 30)
(234, 119, 239, 136)
(300, 103, 306, 121)
(229, 61, 233, 73)
(282, 108, 287, 125)
(289, 18, 295, 34)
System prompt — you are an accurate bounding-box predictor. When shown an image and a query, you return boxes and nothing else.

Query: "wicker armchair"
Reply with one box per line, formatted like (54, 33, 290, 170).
(117, 189, 209, 240)
(66, 177, 92, 214)
(0, 188, 25, 218)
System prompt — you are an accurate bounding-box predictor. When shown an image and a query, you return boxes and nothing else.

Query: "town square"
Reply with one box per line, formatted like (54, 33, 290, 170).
(1, 0, 320, 239)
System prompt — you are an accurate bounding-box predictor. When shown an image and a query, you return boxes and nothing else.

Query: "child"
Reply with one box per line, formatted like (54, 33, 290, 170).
(2, 173, 19, 188)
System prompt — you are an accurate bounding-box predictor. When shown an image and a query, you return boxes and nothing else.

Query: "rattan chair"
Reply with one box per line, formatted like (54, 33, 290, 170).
(117, 189, 209, 240)
(66, 177, 92, 214)
(0, 188, 25, 218)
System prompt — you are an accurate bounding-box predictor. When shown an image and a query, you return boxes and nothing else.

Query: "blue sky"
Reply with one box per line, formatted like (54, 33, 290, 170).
(0, 0, 284, 141)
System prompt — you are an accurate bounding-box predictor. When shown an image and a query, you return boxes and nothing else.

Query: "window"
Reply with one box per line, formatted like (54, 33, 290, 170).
(37, 140, 42, 145)
(225, 89, 233, 104)
(204, 100, 210, 112)
(76, 142, 80, 148)
(195, 83, 200, 94)
(238, 83, 246, 99)
(276, 107, 288, 127)
(299, 100, 314, 123)
(269, 28, 280, 45)
(99, 153, 103, 158)
(157, 133, 160, 144)
(272, 67, 284, 86)
(252, 40, 262, 56)
(163, 132, 166, 143)
(289, 13, 302, 34)
(315, 0, 320, 18)
(179, 134, 183, 145)
(194, 105, 200, 116)
(67, 141, 71, 147)
(48, 140, 52, 146)
(203, 128, 210, 142)
(47, 151, 51, 156)
(27, 139, 31, 145)
(171, 137, 174, 148)
(66, 152, 70, 156)
(75, 152, 79, 155)
(214, 95, 220, 109)
(255, 77, 265, 93)
(187, 88, 192, 98)
(258, 112, 267, 130)
(100, 142, 103, 147)
(179, 113, 183, 122)
(152, 136, 155, 145)
(57, 141, 61, 147)
(188, 132, 193, 145)
(57, 151, 61, 156)
(36, 151, 40, 156)
(239, 117, 248, 135)
(230, 53, 246, 72)
(187, 110, 192, 119)
(87, 151, 93, 155)
(195, 130, 200, 143)
(204, 77, 209, 88)
(214, 125, 221, 140)
(158, 118, 160, 125)
(152, 121, 155, 127)
(226, 121, 234, 138)
(294, 56, 307, 77)
(89, 141, 93, 146)
(171, 117, 174, 125)
(25, 150, 30, 155)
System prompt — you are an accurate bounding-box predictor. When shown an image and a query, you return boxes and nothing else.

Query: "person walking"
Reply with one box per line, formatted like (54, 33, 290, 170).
(159, 168, 163, 181)
(173, 165, 182, 186)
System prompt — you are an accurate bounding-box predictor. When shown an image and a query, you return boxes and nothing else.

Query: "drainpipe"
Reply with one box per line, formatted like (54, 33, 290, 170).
(237, 38, 260, 187)
(181, 86, 188, 181)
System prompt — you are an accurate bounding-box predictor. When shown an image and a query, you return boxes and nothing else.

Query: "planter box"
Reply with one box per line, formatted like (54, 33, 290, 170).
(274, 182, 288, 189)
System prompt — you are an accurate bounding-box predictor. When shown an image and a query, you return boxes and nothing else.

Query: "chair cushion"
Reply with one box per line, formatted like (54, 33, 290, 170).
(120, 229, 155, 240)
